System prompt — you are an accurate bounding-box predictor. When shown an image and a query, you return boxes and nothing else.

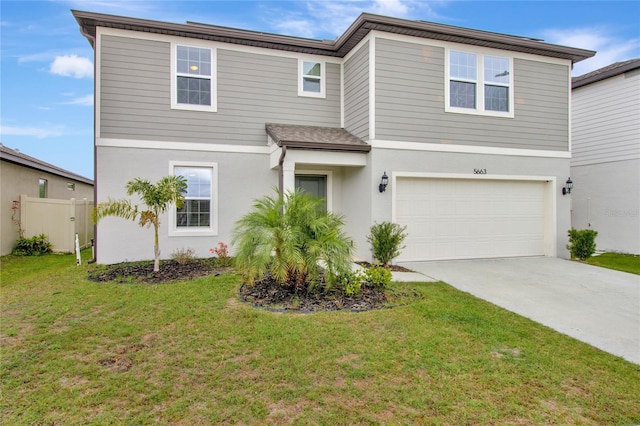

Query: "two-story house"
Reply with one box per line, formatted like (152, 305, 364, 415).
(73, 10, 594, 265)
(571, 59, 640, 255)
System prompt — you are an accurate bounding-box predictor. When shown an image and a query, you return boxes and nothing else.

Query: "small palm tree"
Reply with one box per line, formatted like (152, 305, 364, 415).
(92, 176, 188, 272)
(233, 188, 354, 289)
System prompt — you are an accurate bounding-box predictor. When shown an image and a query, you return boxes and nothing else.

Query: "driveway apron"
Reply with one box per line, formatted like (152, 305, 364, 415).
(399, 257, 640, 364)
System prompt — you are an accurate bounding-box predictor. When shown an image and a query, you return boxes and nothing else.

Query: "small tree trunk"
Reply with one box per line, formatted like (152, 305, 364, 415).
(153, 223, 160, 272)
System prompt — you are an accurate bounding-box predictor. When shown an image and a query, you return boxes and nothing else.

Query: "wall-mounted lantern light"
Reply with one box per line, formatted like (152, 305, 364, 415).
(379, 172, 389, 193)
(562, 177, 573, 195)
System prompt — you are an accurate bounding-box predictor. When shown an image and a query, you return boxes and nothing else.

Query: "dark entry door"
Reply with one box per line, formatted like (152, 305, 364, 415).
(295, 174, 327, 211)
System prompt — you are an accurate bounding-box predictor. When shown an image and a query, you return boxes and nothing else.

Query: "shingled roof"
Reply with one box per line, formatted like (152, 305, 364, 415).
(266, 124, 371, 152)
(72, 10, 595, 64)
(572, 58, 640, 89)
(0, 144, 93, 185)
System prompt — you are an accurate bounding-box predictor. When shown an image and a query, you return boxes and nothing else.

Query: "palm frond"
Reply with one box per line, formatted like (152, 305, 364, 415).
(92, 198, 139, 224)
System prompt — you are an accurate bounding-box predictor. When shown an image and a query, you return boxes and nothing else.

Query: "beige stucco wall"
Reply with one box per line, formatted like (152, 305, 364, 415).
(0, 160, 94, 255)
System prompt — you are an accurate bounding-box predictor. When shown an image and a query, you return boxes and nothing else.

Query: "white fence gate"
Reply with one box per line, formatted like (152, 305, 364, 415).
(19, 195, 94, 253)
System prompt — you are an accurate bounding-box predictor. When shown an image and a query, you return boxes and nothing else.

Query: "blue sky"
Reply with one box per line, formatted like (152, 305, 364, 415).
(1, 0, 638, 180)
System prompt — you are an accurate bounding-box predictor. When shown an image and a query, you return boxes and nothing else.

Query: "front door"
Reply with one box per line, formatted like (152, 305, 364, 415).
(295, 174, 327, 211)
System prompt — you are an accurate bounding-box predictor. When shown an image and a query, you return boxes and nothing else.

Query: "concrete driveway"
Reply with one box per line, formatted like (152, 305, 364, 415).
(398, 257, 640, 364)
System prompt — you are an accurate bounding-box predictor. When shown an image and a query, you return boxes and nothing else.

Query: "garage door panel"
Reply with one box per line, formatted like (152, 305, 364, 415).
(396, 178, 546, 261)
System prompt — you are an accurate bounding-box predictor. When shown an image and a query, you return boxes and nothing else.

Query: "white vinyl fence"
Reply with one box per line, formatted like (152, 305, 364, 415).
(19, 195, 94, 253)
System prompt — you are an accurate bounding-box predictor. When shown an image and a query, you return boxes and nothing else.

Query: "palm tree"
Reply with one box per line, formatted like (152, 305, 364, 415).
(92, 176, 188, 272)
(233, 188, 354, 289)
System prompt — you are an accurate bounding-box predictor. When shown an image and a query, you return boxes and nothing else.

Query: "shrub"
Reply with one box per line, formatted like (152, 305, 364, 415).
(567, 228, 598, 260)
(171, 247, 196, 264)
(364, 265, 392, 288)
(233, 189, 354, 288)
(12, 234, 53, 256)
(337, 269, 364, 296)
(367, 222, 408, 266)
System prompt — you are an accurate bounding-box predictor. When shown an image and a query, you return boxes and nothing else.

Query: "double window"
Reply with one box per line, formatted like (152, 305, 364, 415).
(170, 162, 218, 236)
(299, 60, 325, 98)
(447, 50, 513, 117)
(172, 45, 216, 111)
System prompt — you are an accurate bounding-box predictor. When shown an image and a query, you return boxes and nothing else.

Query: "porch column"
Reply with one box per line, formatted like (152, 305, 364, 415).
(282, 161, 296, 194)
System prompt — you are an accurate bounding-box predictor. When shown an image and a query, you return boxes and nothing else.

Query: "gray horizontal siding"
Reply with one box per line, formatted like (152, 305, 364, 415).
(571, 71, 640, 166)
(344, 41, 369, 140)
(100, 35, 340, 144)
(374, 38, 570, 151)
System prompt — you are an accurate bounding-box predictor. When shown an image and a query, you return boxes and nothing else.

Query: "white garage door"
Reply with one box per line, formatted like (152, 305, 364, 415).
(396, 178, 546, 261)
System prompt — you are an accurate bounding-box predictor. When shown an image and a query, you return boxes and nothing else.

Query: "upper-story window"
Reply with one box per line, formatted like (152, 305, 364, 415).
(447, 50, 513, 117)
(172, 44, 217, 112)
(299, 60, 325, 98)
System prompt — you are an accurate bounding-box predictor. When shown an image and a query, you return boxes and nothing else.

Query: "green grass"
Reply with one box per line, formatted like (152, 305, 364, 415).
(2, 252, 639, 424)
(586, 252, 640, 275)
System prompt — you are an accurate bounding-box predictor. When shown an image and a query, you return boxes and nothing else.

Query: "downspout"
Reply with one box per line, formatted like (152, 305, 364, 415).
(278, 144, 287, 195)
(81, 25, 98, 263)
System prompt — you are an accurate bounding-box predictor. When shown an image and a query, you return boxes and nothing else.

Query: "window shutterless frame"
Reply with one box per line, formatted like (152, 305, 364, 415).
(169, 161, 218, 236)
(445, 49, 514, 118)
(298, 59, 325, 98)
(171, 44, 217, 112)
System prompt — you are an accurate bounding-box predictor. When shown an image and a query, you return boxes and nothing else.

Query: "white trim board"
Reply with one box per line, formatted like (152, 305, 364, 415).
(97, 137, 272, 154)
(370, 139, 571, 158)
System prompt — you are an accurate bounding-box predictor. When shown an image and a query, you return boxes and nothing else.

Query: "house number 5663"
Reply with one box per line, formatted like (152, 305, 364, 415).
(473, 168, 487, 174)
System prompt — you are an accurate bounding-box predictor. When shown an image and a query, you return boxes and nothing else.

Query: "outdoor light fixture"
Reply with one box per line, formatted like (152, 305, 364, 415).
(379, 172, 389, 193)
(562, 177, 573, 195)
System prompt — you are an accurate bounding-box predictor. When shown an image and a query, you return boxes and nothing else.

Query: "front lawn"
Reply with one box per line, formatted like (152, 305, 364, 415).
(1, 253, 639, 424)
(585, 252, 640, 275)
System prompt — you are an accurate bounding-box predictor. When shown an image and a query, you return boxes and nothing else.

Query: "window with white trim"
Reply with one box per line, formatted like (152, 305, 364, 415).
(170, 162, 218, 236)
(299, 60, 325, 98)
(447, 50, 513, 117)
(172, 45, 216, 111)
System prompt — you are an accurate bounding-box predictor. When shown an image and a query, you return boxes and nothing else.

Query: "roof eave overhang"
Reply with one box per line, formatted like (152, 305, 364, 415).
(71, 10, 596, 63)
(572, 59, 640, 88)
(277, 140, 371, 153)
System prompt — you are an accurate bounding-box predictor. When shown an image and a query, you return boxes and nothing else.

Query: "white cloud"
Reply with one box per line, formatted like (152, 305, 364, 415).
(62, 94, 94, 107)
(268, 0, 443, 40)
(50, 55, 93, 79)
(0, 125, 64, 139)
(371, 0, 409, 16)
(541, 27, 640, 76)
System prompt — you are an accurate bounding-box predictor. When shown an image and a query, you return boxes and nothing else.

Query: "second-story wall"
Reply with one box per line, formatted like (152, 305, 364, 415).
(374, 37, 570, 151)
(99, 30, 341, 145)
(572, 68, 640, 166)
(344, 40, 369, 140)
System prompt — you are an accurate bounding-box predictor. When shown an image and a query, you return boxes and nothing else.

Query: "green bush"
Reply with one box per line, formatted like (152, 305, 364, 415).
(367, 222, 407, 266)
(364, 265, 392, 288)
(567, 228, 598, 260)
(337, 269, 364, 296)
(12, 234, 53, 256)
(233, 189, 354, 289)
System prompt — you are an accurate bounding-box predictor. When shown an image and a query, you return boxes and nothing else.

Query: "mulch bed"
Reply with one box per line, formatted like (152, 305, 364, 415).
(355, 261, 414, 272)
(239, 274, 387, 313)
(87, 258, 230, 284)
(88, 260, 393, 312)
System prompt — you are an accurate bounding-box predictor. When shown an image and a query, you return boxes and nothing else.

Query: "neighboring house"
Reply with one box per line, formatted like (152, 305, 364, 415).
(0, 144, 94, 255)
(571, 59, 640, 255)
(72, 10, 594, 265)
